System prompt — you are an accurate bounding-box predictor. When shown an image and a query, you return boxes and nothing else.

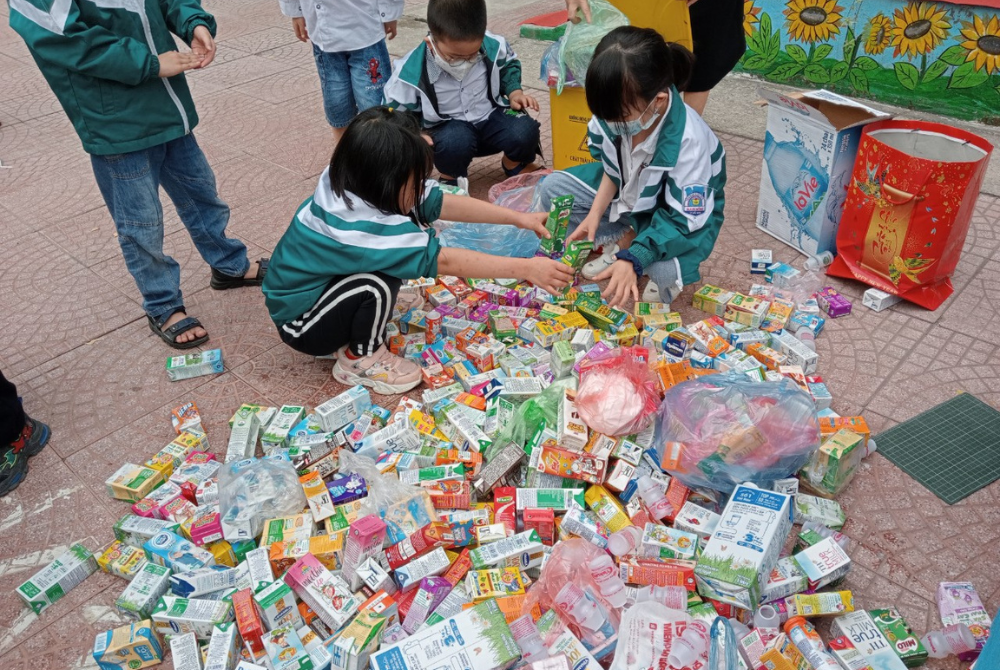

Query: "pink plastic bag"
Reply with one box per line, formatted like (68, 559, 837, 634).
(576, 354, 660, 436)
(487, 169, 553, 205)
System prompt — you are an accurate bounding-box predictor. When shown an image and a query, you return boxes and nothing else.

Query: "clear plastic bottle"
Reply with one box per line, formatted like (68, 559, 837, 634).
(754, 604, 781, 638)
(554, 583, 612, 638)
(921, 624, 977, 658)
(801, 520, 851, 551)
(635, 584, 688, 610)
(588, 553, 627, 608)
(667, 620, 710, 669)
(636, 475, 672, 521)
(607, 525, 642, 557)
(804, 251, 834, 271)
(510, 615, 550, 662)
(795, 328, 816, 351)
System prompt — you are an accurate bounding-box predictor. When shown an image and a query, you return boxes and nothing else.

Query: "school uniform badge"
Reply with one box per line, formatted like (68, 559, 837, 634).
(682, 184, 708, 216)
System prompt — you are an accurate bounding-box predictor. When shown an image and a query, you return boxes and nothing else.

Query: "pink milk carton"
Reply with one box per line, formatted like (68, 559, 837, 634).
(938, 582, 992, 661)
(132, 481, 184, 519)
(343, 515, 387, 592)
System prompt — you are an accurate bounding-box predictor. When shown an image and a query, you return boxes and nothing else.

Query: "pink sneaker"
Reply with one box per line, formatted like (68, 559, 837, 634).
(332, 346, 422, 394)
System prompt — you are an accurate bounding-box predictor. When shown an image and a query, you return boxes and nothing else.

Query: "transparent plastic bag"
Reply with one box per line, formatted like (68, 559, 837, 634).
(556, 0, 629, 93)
(338, 449, 438, 545)
(610, 603, 694, 670)
(434, 220, 541, 258)
(654, 373, 821, 493)
(488, 170, 553, 205)
(576, 354, 660, 436)
(540, 39, 578, 88)
(218, 456, 308, 541)
(490, 378, 576, 458)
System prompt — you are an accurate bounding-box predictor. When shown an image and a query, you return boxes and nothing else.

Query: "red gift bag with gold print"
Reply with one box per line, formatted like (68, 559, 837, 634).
(827, 120, 992, 310)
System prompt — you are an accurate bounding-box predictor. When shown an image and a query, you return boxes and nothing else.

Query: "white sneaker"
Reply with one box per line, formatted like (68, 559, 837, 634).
(581, 244, 620, 280)
(332, 345, 422, 394)
(642, 280, 663, 304)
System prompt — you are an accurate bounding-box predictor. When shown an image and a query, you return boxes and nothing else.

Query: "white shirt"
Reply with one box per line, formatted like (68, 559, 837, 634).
(426, 53, 495, 124)
(611, 100, 668, 222)
(279, 0, 404, 53)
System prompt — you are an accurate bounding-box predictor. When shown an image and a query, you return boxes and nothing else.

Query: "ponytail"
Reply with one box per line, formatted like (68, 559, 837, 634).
(667, 41, 695, 93)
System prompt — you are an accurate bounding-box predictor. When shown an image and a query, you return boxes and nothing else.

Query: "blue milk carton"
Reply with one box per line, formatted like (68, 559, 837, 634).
(756, 88, 892, 257)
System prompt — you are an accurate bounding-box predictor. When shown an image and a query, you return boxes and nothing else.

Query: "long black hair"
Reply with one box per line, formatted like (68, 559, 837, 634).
(585, 26, 695, 122)
(329, 107, 433, 222)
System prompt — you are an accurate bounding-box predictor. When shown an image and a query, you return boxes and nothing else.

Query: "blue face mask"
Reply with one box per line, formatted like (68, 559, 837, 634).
(606, 97, 662, 137)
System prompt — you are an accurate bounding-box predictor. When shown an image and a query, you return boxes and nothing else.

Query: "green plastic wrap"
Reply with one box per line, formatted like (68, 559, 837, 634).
(487, 379, 576, 460)
(556, 0, 629, 93)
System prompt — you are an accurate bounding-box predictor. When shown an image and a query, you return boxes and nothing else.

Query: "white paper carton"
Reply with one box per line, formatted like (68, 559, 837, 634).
(756, 88, 892, 257)
(16, 543, 97, 615)
(694, 483, 793, 609)
(170, 632, 203, 670)
(831, 611, 907, 670)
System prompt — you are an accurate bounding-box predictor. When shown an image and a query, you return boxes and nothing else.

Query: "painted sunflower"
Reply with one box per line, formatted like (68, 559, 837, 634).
(784, 0, 843, 43)
(960, 14, 1000, 74)
(865, 14, 892, 55)
(890, 3, 950, 58)
(744, 0, 762, 38)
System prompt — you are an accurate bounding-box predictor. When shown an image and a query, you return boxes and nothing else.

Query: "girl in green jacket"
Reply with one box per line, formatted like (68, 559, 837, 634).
(536, 27, 727, 308)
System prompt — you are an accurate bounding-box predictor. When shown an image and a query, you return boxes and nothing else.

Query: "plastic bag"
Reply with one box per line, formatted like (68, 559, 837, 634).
(707, 617, 740, 670)
(338, 449, 438, 545)
(434, 219, 541, 258)
(610, 603, 694, 670)
(654, 373, 821, 493)
(219, 456, 308, 541)
(576, 354, 660, 436)
(540, 39, 578, 88)
(556, 0, 629, 93)
(490, 378, 576, 458)
(487, 169, 552, 205)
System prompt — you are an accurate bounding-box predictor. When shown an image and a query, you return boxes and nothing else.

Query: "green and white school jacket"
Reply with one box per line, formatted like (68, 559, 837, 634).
(263, 169, 444, 326)
(383, 31, 522, 127)
(568, 87, 727, 287)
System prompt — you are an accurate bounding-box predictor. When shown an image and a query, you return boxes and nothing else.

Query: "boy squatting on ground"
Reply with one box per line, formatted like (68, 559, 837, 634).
(382, 0, 541, 184)
(537, 27, 727, 307)
(280, 0, 403, 143)
(262, 108, 574, 395)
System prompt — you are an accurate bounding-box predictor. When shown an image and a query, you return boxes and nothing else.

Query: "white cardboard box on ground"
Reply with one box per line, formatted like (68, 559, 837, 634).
(756, 88, 892, 257)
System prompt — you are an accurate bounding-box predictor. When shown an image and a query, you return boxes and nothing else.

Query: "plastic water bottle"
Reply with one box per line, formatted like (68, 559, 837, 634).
(804, 251, 834, 271)
(510, 615, 549, 662)
(801, 520, 851, 551)
(795, 328, 816, 351)
(635, 584, 688, 610)
(554, 583, 613, 638)
(922, 624, 977, 658)
(763, 132, 830, 235)
(636, 476, 672, 521)
(607, 526, 642, 557)
(754, 605, 781, 642)
(588, 553, 627, 608)
(667, 620, 710, 669)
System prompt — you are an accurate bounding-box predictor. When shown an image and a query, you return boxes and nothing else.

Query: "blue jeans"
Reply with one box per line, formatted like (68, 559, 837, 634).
(536, 170, 682, 304)
(90, 133, 249, 324)
(313, 41, 391, 128)
(429, 108, 541, 178)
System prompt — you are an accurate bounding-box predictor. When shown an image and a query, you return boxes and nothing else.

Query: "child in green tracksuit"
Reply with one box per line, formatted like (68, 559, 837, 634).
(536, 26, 727, 308)
(262, 108, 574, 394)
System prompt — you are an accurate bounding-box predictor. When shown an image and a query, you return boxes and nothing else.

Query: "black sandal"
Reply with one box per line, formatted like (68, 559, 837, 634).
(211, 258, 269, 290)
(147, 313, 209, 350)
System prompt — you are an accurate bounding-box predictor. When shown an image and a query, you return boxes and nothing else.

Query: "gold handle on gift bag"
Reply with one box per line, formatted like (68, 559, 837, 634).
(860, 182, 923, 281)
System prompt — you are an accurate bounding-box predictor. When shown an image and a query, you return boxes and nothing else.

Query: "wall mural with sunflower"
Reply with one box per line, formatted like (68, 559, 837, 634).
(737, 0, 1000, 123)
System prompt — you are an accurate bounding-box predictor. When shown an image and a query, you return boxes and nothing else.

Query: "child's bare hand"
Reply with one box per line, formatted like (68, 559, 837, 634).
(567, 215, 599, 243)
(566, 0, 592, 23)
(597, 259, 638, 308)
(292, 17, 309, 42)
(190, 26, 215, 68)
(525, 257, 576, 295)
(384, 21, 398, 39)
(509, 90, 539, 112)
(514, 212, 549, 238)
(158, 51, 203, 78)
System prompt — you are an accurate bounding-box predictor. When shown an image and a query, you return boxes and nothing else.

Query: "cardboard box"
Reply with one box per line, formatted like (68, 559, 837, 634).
(756, 88, 892, 256)
(93, 620, 163, 670)
(694, 484, 793, 609)
(862, 287, 902, 312)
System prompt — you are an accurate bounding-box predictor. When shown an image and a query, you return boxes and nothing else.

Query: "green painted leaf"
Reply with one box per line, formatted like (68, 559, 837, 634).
(771, 63, 805, 81)
(842, 27, 857, 61)
(746, 31, 764, 53)
(849, 68, 869, 92)
(923, 59, 949, 83)
(787, 44, 808, 64)
(813, 44, 833, 62)
(948, 61, 990, 89)
(804, 64, 831, 84)
(830, 61, 849, 83)
(939, 45, 969, 67)
(766, 30, 781, 60)
(743, 54, 771, 71)
(894, 62, 920, 90)
(854, 56, 879, 71)
(760, 12, 772, 37)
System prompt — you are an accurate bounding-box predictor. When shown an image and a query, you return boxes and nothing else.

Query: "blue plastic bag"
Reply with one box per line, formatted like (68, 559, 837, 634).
(434, 182, 544, 258)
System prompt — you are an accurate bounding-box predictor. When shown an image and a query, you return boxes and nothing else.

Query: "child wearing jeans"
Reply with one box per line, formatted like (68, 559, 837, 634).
(262, 108, 574, 394)
(382, 0, 541, 184)
(536, 27, 727, 307)
(281, 0, 403, 142)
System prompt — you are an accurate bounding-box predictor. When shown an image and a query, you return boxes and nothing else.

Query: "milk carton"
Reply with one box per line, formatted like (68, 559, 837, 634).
(166, 349, 224, 381)
(151, 596, 233, 639)
(283, 553, 362, 630)
(106, 464, 165, 502)
(117, 562, 172, 620)
(694, 483, 793, 609)
(143, 531, 215, 572)
(254, 579, 303, 631)
(315, 386, 371, 432)
(170, 632, 203, 670)
(756, 88, 891, 256)
(226, 408, 260, 463)
(831, 611, 907, 670)
(114, 515, 179, 549)
(793, 537, 851, 589)
(370, 599, 520, 670)
(264, 626, 314, 670)
(204, 622, 241, 670)
(93, 620, 163, 670)
(97, 540, 148, 580)
(263, 405, 306, 451)
(16, 543, 97, 615)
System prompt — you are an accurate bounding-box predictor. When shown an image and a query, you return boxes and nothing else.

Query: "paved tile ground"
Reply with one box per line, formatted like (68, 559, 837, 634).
(1, 0, 999, 668)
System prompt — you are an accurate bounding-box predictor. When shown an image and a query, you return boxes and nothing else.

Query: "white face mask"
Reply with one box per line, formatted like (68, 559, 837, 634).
(428, 39, 482, 82)
(607, 96, 663, 137)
